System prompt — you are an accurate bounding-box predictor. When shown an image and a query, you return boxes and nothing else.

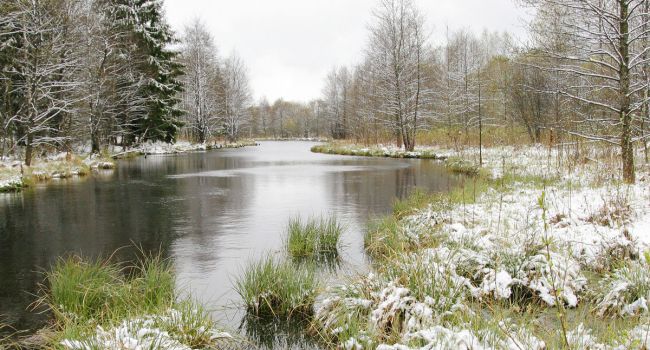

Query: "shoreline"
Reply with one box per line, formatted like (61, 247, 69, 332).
(0, 155, 116, 193)
(0, 140, 259, 193)
(311, 142, 487, 176)
(310, 142, 650, 349)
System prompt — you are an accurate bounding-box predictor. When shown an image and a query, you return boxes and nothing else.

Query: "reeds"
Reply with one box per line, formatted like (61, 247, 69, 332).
(286, 215, 343, 260)
(235, 255, 318, 319)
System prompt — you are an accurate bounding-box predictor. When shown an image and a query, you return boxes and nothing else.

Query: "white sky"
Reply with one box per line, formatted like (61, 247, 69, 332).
(163, 0, 533, 103)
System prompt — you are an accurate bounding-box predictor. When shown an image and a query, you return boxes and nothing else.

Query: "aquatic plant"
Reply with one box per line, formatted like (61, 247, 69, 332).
(286, 215, 343, 260)
(235, 255, 319, 319)
(38, 253, 227, 349)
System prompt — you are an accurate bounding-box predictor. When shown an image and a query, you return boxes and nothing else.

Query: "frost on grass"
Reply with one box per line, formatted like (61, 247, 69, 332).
(594, 260, 650, 317)
(60, 309, 231, 350)
(315, 144, 650, 348)
(0, 176, 22, 192)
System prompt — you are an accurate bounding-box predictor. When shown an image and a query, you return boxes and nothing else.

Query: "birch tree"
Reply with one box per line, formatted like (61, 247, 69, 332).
(366, 0, 430, 151)
(220, 53, 251, 142)
(180, 19, 220, 143)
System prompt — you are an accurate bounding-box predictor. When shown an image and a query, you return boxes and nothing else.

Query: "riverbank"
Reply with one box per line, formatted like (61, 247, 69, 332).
(111, 139, 258, 158)
(0, 140, 259, 193)
(311, 142, 447, 160)
(311, 143, 650, 349)
(0, 154, 115, 193)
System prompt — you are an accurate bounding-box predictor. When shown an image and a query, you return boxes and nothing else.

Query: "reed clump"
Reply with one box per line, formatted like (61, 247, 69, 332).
(286, 215, 343, 260)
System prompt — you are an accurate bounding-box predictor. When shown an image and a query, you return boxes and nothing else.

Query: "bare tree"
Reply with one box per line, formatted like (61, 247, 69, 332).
(322, 66, 353, 139)
(524, 0, 650, 183)
(5, 0, 83, 165)
(366, 0, 430, 151)
(220, 52, 251, 142)
(180, 18, 220, 143)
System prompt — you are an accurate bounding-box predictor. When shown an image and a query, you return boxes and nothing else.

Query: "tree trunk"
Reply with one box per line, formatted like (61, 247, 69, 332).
(619, 0, 635, 183)
(25, 133, 33, 166)
(91, 132, 101, 154)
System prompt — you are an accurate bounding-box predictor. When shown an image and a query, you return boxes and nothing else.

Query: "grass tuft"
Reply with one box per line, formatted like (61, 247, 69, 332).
(286, 215, 343, 261)
(235, 255, 319, 319)
(34, 252, 225, 349)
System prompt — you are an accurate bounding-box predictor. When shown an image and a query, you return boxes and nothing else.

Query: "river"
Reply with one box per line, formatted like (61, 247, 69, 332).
(0, 141, 462, 348)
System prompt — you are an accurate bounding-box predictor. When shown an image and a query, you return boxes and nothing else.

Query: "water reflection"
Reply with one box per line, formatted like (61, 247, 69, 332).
(0, 141, 461, 347)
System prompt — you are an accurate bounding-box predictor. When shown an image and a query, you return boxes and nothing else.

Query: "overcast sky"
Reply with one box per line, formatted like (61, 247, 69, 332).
(163, 0, 532, 103)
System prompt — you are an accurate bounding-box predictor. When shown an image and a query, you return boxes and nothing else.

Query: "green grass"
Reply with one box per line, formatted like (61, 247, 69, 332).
(286, 216, 343, 260)
(35, 253, 224, 349)
(391, 188, 446, 219)
(235, 255, 319, 319)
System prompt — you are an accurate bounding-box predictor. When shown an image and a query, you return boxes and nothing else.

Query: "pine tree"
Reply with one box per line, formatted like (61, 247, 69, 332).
(112, 0, 184, 144)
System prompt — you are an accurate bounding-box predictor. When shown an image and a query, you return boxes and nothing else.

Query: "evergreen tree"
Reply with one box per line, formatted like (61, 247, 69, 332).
(112, 0, 184, 144)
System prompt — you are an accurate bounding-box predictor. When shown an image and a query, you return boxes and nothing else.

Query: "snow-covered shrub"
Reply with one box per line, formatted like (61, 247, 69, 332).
(594, 260, 650, 317)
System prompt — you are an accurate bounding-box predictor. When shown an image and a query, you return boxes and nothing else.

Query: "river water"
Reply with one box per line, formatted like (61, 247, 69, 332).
(0, 141, 462, 347)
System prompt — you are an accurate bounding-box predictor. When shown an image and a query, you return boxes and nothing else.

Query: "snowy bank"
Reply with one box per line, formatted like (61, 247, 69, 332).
(314, 143, 650, 349)
(0, 154, 115, 192)
(112, 140, 258, 157)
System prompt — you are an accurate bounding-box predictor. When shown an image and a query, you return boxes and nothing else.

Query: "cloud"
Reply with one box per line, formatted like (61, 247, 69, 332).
(164, 0, 531, 103)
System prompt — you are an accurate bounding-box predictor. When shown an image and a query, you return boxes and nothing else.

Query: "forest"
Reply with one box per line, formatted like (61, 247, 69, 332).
(2, 0, 648, 182)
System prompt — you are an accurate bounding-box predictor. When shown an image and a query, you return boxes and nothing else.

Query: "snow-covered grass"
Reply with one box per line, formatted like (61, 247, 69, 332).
(0, 153, 115, 192)
(312, 142, 650, 349)
(35, 253, 230, 349)
(311, 142, 445, 160)
(112, 139, 258, 157)
(235, 255, 319, 319)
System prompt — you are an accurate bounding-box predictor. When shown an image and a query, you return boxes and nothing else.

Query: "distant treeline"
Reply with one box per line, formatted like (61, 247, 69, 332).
(1, 0, 648, 182)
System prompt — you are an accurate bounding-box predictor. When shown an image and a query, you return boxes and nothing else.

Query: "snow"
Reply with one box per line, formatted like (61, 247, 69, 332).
(60, 309, 231, 350)
(314, 143, 650, 348)
(0, 175, 22, 191)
